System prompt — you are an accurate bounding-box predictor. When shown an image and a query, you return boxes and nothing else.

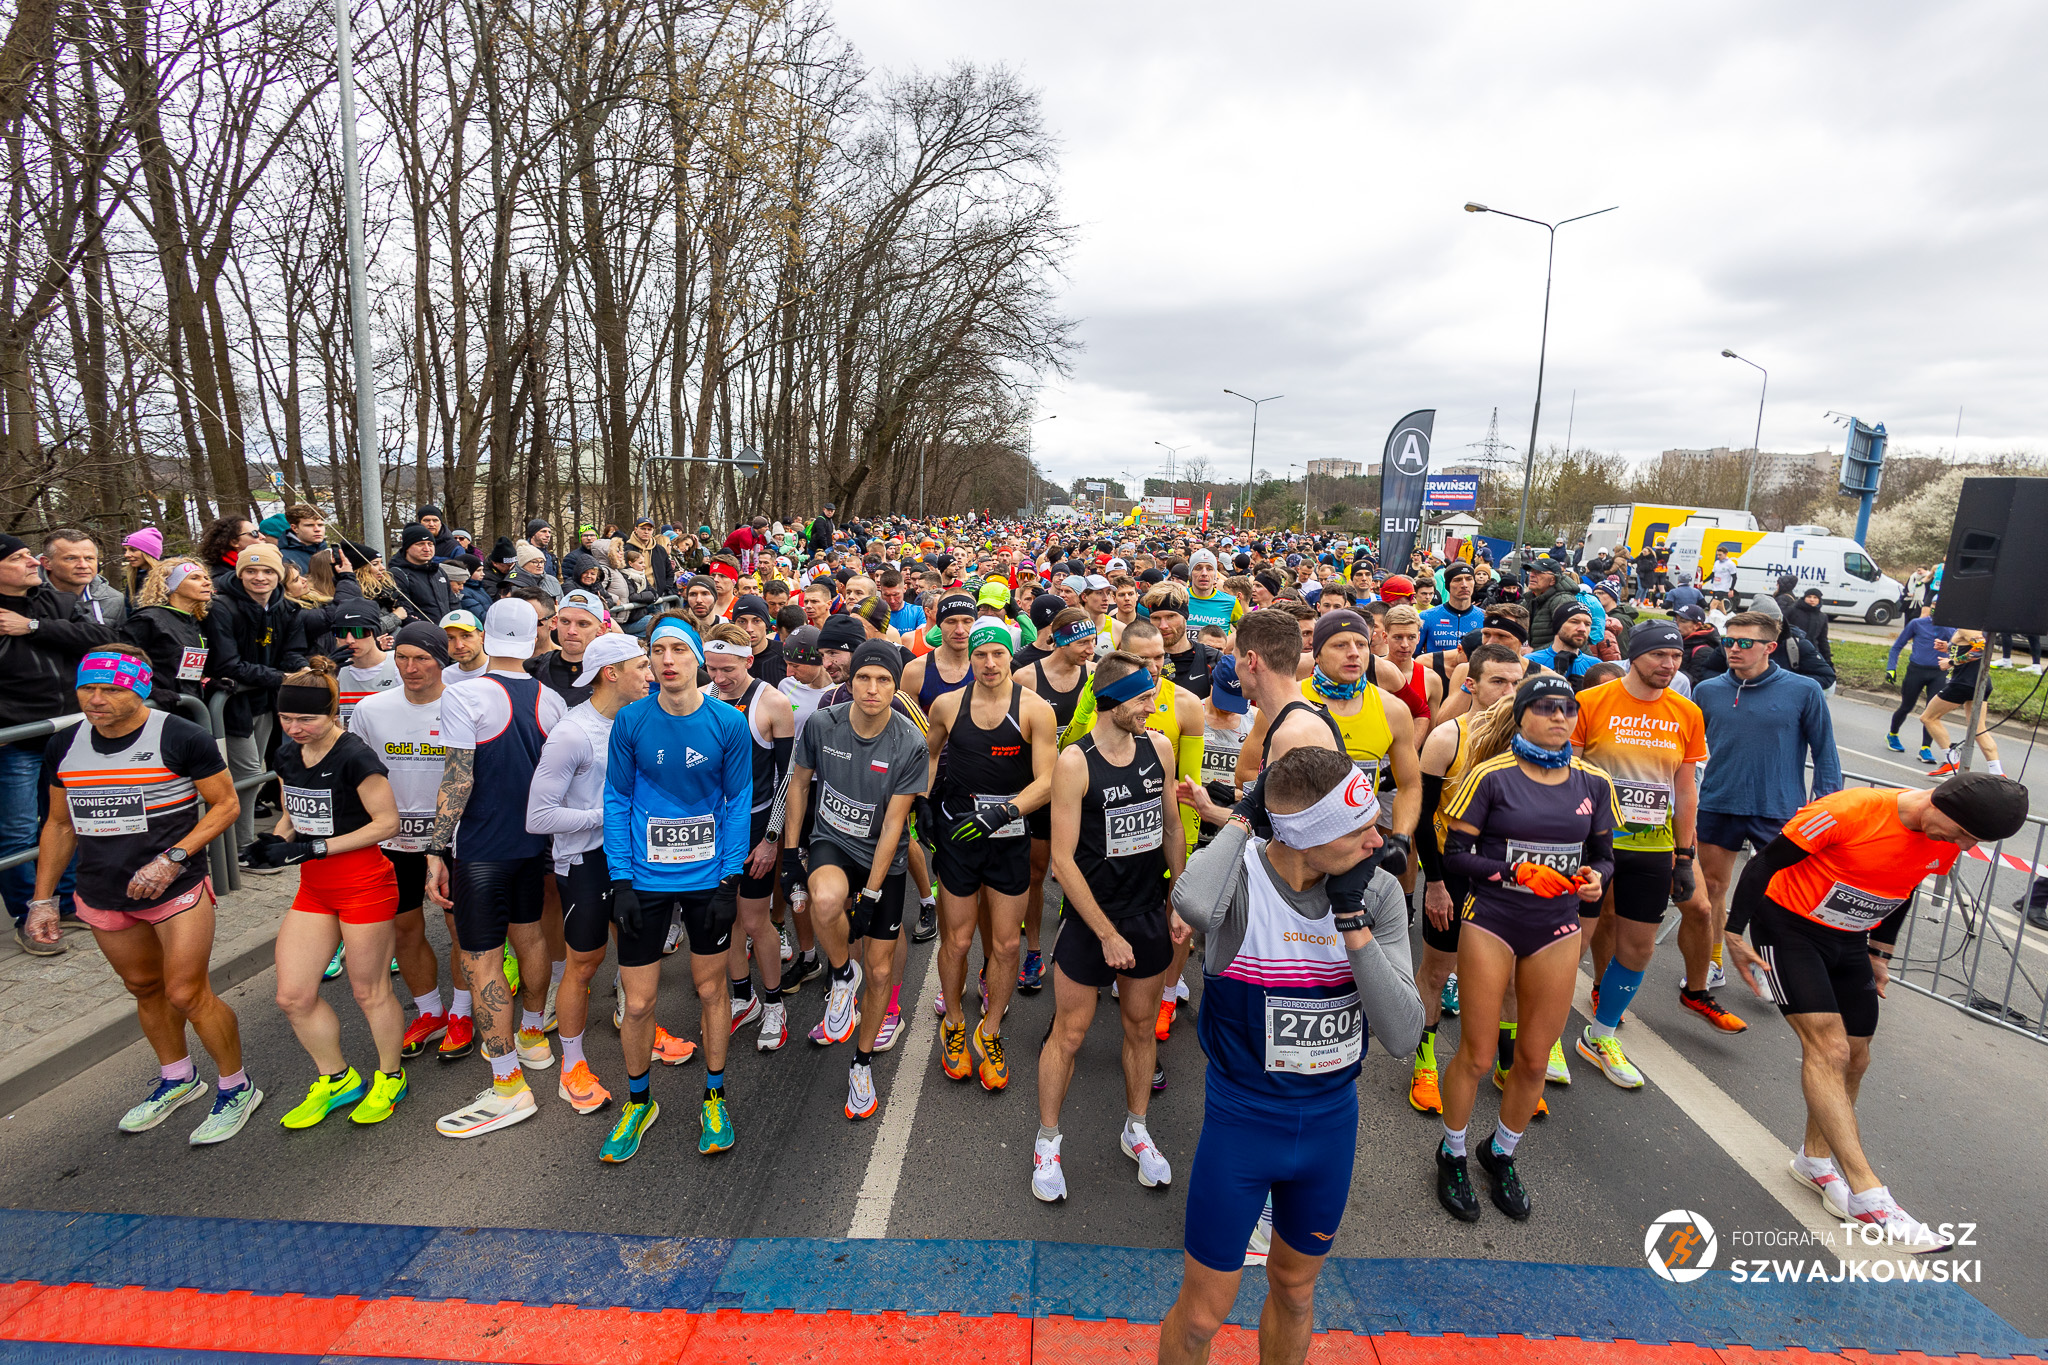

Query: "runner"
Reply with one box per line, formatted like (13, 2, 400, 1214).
(601, 615, 754, 1159)
(426, 600, 567, 1138)
(1923, 630, 2002, 776)
(1435, 674, 1616, 1222)
(701, 621, 797, 1052)
(25, 649, 258, 1143)
(1014, 606, 1097, 992)
(1033, 649, 1186, 1201)
(925, 616, 1058, 1091)
(258, 658, 409, 1128)
(1420, 562, 1486, 652)
(776, 624, 834, 991)
(524, 633, 656, 1118)
(333, 602, 400, 723)
(1723, 773, 2027, 1249)
(782, 640, 929, 1121)
(1184, 549, 1243, 639)
(1157, 746, 1421, 1365)
(441, 610, 488, 684)
(529, 589, 611, 702)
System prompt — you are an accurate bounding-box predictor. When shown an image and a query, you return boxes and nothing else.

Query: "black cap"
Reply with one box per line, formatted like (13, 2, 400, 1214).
(400, 523, 435, 551)
(1029, 593, 1065, 629)
(1444, 561, 1475, 582)
(1931, 772, 2032, 843)
(818, 614, 866, 652)
(731, 593, 772, 624)
(1513, 672, 1578, 723)
(1627, 620, 1685, 660)
(1674, 604, 1707, 625)
(393, 621, 451, 665)
(848, 638, 904, 686)
(1551, 600, 1592, 631)
(785, 625, 822, 664)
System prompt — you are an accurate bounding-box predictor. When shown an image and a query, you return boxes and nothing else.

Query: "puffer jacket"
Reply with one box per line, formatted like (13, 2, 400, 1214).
(387, 556, 455, 623)
(122, 603, 239, 704)
(210, 576, 307, 737)
(1528, 567, 1606, 649)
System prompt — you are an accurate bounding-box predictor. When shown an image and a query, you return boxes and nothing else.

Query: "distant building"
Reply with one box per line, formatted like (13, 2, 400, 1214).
(1660, 447, 1835, 493)
(1306, 458, 1363, 478)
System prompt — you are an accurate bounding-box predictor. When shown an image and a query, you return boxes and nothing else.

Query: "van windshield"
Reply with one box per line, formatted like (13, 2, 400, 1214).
(1844, 551, 1878, 582)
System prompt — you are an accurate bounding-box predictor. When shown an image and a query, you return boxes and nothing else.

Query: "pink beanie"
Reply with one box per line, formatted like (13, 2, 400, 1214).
(124, 528, 164, 559)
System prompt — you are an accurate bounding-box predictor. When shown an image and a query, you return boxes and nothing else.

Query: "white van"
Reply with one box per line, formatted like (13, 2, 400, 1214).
(1665, 525, 1905, 625)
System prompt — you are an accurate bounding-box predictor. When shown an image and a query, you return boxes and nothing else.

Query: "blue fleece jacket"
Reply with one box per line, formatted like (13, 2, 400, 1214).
(1887, 616, 1954, 670)
(1695, 663, 1842, 820)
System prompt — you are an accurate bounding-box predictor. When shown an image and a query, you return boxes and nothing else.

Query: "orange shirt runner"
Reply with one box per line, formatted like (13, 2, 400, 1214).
(1766, 788, 1962, 932)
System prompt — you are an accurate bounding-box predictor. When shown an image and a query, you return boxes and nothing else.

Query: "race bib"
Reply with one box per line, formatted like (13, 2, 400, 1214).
(1808, 881, 1900, 932)
(1356, 758, 1394, 830)
(647, 814, 716, 863)
(283, 785, 335, 836)
(1200, 739, 1241, 788)
(1506, 838, 1581, 892)
(819, 782, 875, 840)
(176, 647, 208, 682)
(390, 811, 436, 852)
(1263, 992, 1364, 1074)
(1612, 779, 1672, 828)
(975, 793, 1025, 839)
(1104, 799, 1164, 858)
(70, 787, 145, 836)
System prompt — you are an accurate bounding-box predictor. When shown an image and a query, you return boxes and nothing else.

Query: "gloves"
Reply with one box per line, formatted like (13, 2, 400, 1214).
(1886, 668, 1896, 684)
(779, 847, 808, 902)
(951, 801, 1018, 843)
(1513, 862, 1578, 899)
(1672, 857, 1697, 903)
(248, 833, 322, 867)
(913, 795, 936, 839)
(1377, 831, 1411, 879)
(1204, 779, 1237, 808)
(610, 879, 644, 935)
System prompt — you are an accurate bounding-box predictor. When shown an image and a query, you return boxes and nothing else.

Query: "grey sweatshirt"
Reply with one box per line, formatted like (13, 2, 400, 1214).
(1172, 821, 1424, 1059)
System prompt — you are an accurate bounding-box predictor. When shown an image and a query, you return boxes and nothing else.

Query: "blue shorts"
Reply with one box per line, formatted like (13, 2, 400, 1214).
(1184, 1074, 1357, 1272)
(1697, 810, 1788, 854)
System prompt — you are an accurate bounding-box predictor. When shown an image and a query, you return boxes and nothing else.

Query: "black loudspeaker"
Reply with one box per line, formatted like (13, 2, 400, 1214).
(1933, 477, 2048, 635)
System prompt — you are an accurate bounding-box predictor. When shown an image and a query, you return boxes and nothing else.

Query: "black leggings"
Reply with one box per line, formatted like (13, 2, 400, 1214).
(1889, 662, 1943, 741)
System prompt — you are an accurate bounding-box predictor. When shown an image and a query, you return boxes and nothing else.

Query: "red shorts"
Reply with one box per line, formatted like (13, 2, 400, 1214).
(74, 878, 214, 933)
(290, 846, 400, 925)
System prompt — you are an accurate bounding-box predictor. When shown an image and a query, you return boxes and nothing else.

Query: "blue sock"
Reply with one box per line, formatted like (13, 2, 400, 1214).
(1595, 960, 1645, 1030)
(627, 1070, 649, 1102)
(705, 1069, 724, 1094)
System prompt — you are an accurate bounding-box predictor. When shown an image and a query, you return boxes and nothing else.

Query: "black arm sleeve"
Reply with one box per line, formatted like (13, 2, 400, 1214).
(1872, 889, 1913, 952)
(1443, 826, 1512, 886)
(763, 734, 796, 838)
(1726, 834, 1811, 936)
(1579, 828, 1614, 892)
(1417, 772, 1447, 882)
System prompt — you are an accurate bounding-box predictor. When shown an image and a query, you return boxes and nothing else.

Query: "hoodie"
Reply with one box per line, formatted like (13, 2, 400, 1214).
(1694, 662, 1841, 820)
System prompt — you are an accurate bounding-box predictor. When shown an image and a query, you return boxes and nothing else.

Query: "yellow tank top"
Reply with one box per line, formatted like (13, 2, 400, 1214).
(1432, 713, 1474, 846)
(1146, 676, 1181, 745)
(1300, 676, 1393, 784)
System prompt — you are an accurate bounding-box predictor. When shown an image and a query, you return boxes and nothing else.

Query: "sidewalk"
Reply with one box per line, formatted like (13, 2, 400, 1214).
(0, 874, 297, 1115)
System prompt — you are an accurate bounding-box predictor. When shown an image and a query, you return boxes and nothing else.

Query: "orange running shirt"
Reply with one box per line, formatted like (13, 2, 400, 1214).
(1767, 788, 1961, 932)
(1570, 677, 1707, 853)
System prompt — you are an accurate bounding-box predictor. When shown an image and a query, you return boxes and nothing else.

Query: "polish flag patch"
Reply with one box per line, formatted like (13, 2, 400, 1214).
(870, 760, 889, 772)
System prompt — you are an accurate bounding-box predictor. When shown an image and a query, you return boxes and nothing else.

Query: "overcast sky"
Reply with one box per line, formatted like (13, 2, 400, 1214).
(833, 1, 2047, 497)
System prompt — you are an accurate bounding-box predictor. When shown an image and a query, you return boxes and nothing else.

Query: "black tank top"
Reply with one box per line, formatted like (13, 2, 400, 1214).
(735, 679, 777, 811)
(1071, 732, 1168, 920)
(919, 652, 973, 712)
(939, 683, 1031, 815)
(1257, 699, 1349, 769)
(1033, 658, 1086, 729)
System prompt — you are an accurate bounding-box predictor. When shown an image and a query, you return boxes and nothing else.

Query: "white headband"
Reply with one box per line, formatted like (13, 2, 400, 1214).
(1269, 768, 1381, 847)
(165, 562, 204, 594)
(701, 639, 752, 658)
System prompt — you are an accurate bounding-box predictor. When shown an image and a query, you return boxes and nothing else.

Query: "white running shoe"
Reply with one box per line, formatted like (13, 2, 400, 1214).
(1706, 960, 1727, 990)
(730, 994, 763, 1035)
(612, 976, 625, 1030)
(779, 921, 796, 964)
(818, 962, 862, 1044)
(1243, 1195, 1273, 1266)
(1849, 1188, 1953, 1253)
(1545, 1039, 1571, 1085)
(663, 913, 684, 956)
(845, 1061, 878, 1120)
(757, 1002, 788, 1051)
(1032, 1134, 1067, 1202)
(1790, 1155, 1851, 1217)
(541, 979, 559, 1033)
(436, 1084, 537, 1138)
(872, 1008, 903, 1052)
(1122, 1121, 1172, 1188)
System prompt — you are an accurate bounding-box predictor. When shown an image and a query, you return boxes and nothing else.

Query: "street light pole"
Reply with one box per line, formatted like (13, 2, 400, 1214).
(1154, 441, 1183, 516)
(1224, 390, 1282, 531)
(1463, 201, 1616, 569)
(1722, 350, 1768, 512)
(336, 0, 381, 550)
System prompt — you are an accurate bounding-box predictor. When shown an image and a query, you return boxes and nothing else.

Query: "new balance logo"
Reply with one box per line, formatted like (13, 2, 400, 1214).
(686, 748, 708, 768)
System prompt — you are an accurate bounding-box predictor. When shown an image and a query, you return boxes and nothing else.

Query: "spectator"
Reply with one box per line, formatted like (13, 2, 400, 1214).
(388, 524, 456, 623)
(1785, 585, 1833, 666)
(198, 515, 257, 583)
(413, 505, 463, 561)
(257, 512, 291, 546)
(277, 504, 328, 573)
(42, 528, 127, 628)
(514, 540, 562, 599)
(524, 518, 558, 576)
(1674, 604, 1727, 684)
(123, 558, 236, 705)
(211, 543, 307, 864)
(807, 500, 837, 558)
(121, 528, 163, 611)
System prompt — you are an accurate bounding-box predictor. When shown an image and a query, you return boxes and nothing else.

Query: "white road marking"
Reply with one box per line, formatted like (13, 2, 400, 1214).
(1840, 747, 1937, 780)
(846, 942, 946, 1238)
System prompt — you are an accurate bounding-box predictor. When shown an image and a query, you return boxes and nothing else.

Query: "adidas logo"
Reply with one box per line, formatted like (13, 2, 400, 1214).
(686, 747, 708, 768)
(1575, 798, 1593, 815)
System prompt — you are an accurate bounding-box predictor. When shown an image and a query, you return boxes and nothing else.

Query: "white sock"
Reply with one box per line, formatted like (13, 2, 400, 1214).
(1441, 1123, 1467, 1157)
(920, 894, 935, 908)
(1492, 1123, 1523, 1158)
(1792, 1146, 1836, 1177)
(550, 960, 566, 986)
(1988, 760, 2005, 775)
(1847, 1185, 1892, 1214)
(450, 989, 473, 1019)
(414, 989, 444, 1018)
(561, 1032, 586, 1069)
(520, 1009, 543, 1034)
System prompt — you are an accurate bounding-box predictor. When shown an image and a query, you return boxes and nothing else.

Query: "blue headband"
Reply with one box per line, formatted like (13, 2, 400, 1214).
(77, 649, 152, 699)
(1095, 666, 1155, 706)
(649, 618, 700, 657)
(1052, 619, 1095, 648)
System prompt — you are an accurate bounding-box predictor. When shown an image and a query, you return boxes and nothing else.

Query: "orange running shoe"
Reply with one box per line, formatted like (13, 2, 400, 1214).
(401, 1012, 447, 1059)
(557, 1060, 611, 1114)
(1155, 998, 1176, 1041)
(1494, 1063, 1549, 1119)
(940, 1020, 971, 1081)
(436, 1013, 475, 1061)
(1408, 1061, 1442, 1114)
(1679, 990, 1748, 1033)
(651, 1026, 698, 1066)
(972, 1026, 1009, 1092)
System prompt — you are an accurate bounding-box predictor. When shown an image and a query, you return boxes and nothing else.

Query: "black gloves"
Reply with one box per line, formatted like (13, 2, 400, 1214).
(248, 833, 323, 867)
(1377, 831, 1411, 879)
(1672, 856, 1697, 904)
(610, 879, 644, 934)
(951, 802, 1019, 843)
(779, 847, 808, 902)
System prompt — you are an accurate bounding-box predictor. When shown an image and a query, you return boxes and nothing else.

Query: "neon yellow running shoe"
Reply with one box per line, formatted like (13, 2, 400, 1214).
(699, 1093, 735, 1154)
(280, 1068, 365, 1129)
(349, 1068, 408, 1125)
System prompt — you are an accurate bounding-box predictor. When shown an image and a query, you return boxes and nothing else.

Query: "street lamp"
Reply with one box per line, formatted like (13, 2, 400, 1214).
(1464, 200, 1616, 569)
(1722, 350, 1768, 512)
(1224, 390, 1282, 530)
(1019, 413, 1057, 518)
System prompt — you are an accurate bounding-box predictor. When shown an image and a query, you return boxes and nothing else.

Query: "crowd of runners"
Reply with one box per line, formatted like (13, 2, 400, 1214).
(0, 503, 2026, 1365)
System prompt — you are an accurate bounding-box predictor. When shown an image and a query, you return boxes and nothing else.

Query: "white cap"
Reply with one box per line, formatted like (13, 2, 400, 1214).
(483, 598, 538, 658)
(1189, 549, 1218, 567)
(575, 632, 645, 685)
(1084, 574, 1112, 591)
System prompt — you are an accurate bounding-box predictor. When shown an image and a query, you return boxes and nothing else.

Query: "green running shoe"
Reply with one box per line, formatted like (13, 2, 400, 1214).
(600, 1098, 660, 1163)
(281, 1068, 366, 1129)
(699, 1093, 734, 1154)
(503, 942, 521, 997)
(1439, 974, 1459, 1017)
(118, 1075, 205, 1133)
(349, 1068, 408, 1125)
(189, 1082, 265, 1145)
(323, 944, 345, 980)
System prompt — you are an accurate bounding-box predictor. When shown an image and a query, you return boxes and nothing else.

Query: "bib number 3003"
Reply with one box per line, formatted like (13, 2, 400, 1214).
(1263, 993, 1364, 1074)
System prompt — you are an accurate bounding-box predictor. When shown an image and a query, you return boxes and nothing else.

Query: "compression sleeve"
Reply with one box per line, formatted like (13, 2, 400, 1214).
(601, 706, 639, 875)
(526, 726, 599, 838)
(1873, 890, 1913, 951)
(1170, 819, 1247, 936)
(763, 734, 795, 839)
(1579, 828, 1614, 893)
(1417, 773, 1446, 882)
(1176, 728, 1205, 853)
(1442, 826, 1512, 886)
(1726, 834, 1811, 936)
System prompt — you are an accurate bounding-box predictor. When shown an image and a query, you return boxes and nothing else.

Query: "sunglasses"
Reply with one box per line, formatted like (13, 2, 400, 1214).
(1721, 636, 1770, 651)
(1524, 699, 1579, 719)
(337, 627, 376, 639)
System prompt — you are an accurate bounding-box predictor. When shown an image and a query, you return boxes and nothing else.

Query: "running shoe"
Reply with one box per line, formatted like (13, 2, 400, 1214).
(542, 980, 559, 1034)
(1408, 1061, 1442, 1114)
(816, 963, 862, 1044)
(323, 944, 345, 981)
(1577, 1027, 1645, 1089)
(515, 1028, 554, 1070)
(1155, 998, 1176, 1041)
(401, 1012, 448, 1059)
(118, 1075, 205, 1134)
(1032, 1134, 1067, 1202)
(1680, 990, 1748, 1033)
(1886, 732, 1906, 753)
(663, 915, 684, 956)
(1546, 1039, 1571, 1085)
(502, 944, 520, 998)
(1153, 1062, 1167, 1092)
(1492, 1063, 1547, 1119)
(1589, 985, 1624, 1028)
(1243, 1196, 1273, 1267)
(1440, 974, 1459, 1016)
(613, 977, 625, 1028)
(845, 1061, 879, 1119)
(1917, 745, 1937, 765)
(730, 994, 763, 1035)
(1474, 1133, 1530, 1220)
(437, 1014, 476, 1060)
(757, 1002, 788, 1052)
(699, 1093, 735, 1153)
(972, 1026, 1008, 1091)
(1850, 1190, 1953, 1253)
(782, 953, 824, 995)
(778, 920, 795, 965)
(1435, 1141, 1479, 1223)
(436, 1082, 535, 1138)
(280, 1068, 365, 1129)
(600, 1099, 659, 1163)
(872, 1007, 904, 1052)
(932, 988, 948, 1018)
(1018, 949, 1044, 994)
(558, 1061, 611, 1114)
(1790, 1155, 1851, 1217)
(1121, 1121, 1172, 1188)
(1928, 761, 1961, 777)
(350, 1069, 408, 1125)
(1706, 960, 1727, 990)
(940, 1020, 971, 1080)
(189, 1082, 264, 1145)
(651, 1027, 697, 1066)
(389, 957, 401, 974)
(912, 900, 938, 944)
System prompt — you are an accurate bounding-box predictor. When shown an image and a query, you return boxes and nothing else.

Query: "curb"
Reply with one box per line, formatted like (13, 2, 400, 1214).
(0, 920, 279, 1118)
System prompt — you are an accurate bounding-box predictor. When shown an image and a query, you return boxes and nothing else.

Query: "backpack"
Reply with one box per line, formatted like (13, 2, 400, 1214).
(1783, 624, 1835, 689)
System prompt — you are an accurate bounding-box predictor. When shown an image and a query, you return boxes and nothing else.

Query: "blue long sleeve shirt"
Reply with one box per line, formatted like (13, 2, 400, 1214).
(603, 691, 754, 891)
(1695, 664, 1842, 820)
(1419, 603, 1485, 652)
(1888, 616, 1954, 670)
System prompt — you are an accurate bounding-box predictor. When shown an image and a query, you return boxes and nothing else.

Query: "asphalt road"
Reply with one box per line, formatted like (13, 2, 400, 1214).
(3, 688, 2044, 1337)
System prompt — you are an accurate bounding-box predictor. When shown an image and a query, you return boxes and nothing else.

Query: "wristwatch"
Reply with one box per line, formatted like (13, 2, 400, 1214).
(310, 839, 329, 860)
(164, 847, 189, 865)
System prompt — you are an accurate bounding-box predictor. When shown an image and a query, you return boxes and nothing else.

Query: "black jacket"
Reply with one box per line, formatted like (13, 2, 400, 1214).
(807, 514, 836, 558)
(1785, 600, 1832, 663)
(387, 557, 455, 624)
(1680, 631, 1728, 685)
(122, 605, 239, 704)
(211, 577, 308, 738)
(0, 584, 119, 737)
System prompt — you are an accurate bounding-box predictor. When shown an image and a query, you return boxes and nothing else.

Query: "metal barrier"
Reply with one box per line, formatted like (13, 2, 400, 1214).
(0, 715, 87, 876)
